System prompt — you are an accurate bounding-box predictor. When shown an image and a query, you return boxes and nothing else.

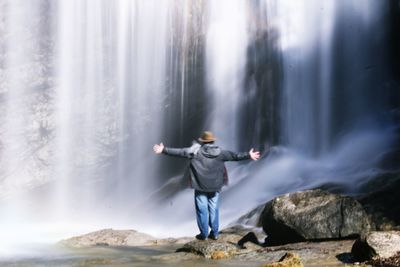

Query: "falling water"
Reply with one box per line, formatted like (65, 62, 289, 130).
(206, 0, 247, 149)
(277, 0, 336, 155)
(0, 0, 399, 255)
(0, 0, 54, 253)
(221, 0, 398, 220)
(52, 0, 171, 219)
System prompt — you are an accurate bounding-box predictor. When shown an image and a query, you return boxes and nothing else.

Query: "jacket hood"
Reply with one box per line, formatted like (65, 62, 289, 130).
(200, 144, 221, 158)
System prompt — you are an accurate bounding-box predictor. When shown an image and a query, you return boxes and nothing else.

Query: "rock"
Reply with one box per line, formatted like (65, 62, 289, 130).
(369, 251, 400, 267)
(231, 239, 356, 264)
(211, 250, 229, 260)
(58, 228, 358, 266)
(262, 252, 303, 267)
(351, 231, 400, 262)
(154, 236, 194, 246)
(60, 229, 157, 248)
(176, 240, 239, 259)
(259, 189, 371, 245)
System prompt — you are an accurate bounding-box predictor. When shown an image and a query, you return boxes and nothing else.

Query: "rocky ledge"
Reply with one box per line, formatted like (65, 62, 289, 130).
(60, 228, 193, 248)
(60, 189, 400, 266)
(60, 228, 360, 265)
(60, 229, 157, 247)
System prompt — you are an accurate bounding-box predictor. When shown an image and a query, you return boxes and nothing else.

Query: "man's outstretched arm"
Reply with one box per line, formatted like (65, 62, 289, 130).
(153, 143, 194, 159)
(222, 148, 261, 161)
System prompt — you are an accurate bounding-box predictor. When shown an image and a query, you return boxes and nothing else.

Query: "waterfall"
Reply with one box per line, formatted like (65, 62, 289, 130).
(221, 0, 397, 220)
(277, 0, 336, 155)
(52, 0, 171, 219)
(0, 0, 399, 249)
(206, 0, 248, 149)
(0, 0, 45, 220)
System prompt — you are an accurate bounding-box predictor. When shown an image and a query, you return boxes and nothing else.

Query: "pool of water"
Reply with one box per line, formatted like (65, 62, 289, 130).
(0, 244, 262, 267)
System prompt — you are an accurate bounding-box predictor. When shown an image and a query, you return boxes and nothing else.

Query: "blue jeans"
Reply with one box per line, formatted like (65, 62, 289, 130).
(194, 190, 220, 238)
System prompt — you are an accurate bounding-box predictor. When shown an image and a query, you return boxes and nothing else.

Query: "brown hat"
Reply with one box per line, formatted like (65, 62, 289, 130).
(198, 131, 216, 143)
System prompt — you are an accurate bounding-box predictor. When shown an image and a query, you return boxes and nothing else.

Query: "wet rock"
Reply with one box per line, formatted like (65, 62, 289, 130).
(154, 236, 194, 246)
(369, 251, 400, 267)
(351, 231, 400, 262)
(59, 229, 358, 266)
(60, 228, 157, 247)
(262, 252, 303, 267)
(259, 189, 371, 245)
(231, 239, 356, 265)
(176, 240, 239, 259)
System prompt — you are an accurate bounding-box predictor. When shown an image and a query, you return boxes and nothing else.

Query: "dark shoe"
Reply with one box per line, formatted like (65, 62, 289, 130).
(195, 234, 206, 241)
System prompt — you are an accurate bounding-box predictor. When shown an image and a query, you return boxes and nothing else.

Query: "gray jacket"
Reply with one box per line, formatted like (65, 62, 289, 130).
(163, 143, 250, 192)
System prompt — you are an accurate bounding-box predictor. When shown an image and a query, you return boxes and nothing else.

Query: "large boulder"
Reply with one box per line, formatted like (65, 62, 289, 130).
(259, 189, 371, 245)
(351, 231, 400, 262)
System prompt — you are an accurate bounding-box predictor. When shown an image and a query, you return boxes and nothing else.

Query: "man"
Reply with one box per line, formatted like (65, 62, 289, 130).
(153, 131, 260, 240)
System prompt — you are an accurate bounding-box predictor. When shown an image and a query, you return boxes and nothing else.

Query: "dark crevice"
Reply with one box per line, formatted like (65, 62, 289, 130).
(339, 199, 345, 238)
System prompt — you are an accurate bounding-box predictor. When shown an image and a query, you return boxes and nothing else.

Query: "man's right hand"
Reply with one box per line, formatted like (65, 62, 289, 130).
(249, 148, 260, 161)
(153, 143, 164, 154)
